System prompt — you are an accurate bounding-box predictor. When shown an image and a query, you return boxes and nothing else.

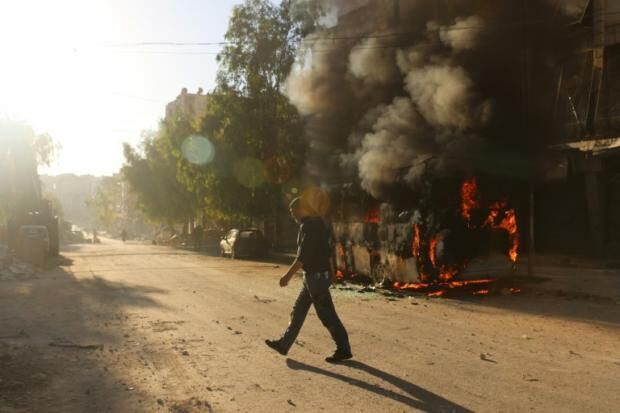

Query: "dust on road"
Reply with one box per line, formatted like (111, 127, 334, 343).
(1, 240, 619, 412)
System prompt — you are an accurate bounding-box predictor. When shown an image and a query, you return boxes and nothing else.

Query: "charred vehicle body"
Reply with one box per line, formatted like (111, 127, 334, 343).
(330, 176, 523, 287)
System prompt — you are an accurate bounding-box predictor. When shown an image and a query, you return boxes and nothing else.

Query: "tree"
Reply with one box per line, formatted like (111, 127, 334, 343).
(122, 132, 198, 229)
(120, 1, 317, 236)
(33, 132, 62, 167)
(171, 0, 313, 229)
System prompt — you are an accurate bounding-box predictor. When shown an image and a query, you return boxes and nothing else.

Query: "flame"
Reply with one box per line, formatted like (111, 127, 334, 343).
(393, 281, 430, 290)
(400, 178, 520, 295)
(438, 265, 459, 282)
(393, 278, 495, 297)
(336, 270, 344, 280)
(429, 235, 438, 267)
(412, 224, 420, 257)
(485, 202, 519, 263)
(500, 209, 519, 262)
(365, 207, 380, 223)
(460, 178, 520, 264)
(461, 177, 479, 225)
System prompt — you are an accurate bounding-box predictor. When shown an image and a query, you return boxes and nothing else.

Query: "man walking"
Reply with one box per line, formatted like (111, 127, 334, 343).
(265, 197, 352, 363)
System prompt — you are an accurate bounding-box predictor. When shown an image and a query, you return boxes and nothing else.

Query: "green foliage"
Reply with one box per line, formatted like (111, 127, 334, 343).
(121, 1, 317, 227)
(172, 0, 312, 223)
(122, 132, 198, 226)
(216, 0, 309, 95)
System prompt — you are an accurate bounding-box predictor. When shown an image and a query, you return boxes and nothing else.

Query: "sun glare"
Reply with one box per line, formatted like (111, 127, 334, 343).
(0, 1, 155, 175)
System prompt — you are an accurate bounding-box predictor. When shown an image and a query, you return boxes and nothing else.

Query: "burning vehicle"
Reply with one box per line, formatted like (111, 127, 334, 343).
(330, 174, 524, 296)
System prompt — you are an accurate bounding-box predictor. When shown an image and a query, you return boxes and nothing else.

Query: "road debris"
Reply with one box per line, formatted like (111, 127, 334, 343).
(479, 353, 497, 363)
(287, 399, 297, 407)
(254, 295, 275, 304)
(48, 340, 103, 350)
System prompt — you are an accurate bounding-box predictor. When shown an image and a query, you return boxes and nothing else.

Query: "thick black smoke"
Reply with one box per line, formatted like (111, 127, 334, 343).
(286, 0, 585, 198)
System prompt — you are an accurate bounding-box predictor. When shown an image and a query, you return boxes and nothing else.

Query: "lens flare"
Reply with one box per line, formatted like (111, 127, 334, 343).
(181, 135, 215, 166)
(233, 157, 266, 189)
(300, 186, 331, 217)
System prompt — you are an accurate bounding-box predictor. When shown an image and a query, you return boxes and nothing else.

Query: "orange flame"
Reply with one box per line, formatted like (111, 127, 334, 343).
(412, 224, 420, 258)
(429, 236, 438, 267)
(461, 177, 479, 225)
(500, 209, 519, 263)
(393, 281, 430, 290)
(393, 278, 496, 297)
(438, 265, 459, 282)
(485, 202, 519, 263)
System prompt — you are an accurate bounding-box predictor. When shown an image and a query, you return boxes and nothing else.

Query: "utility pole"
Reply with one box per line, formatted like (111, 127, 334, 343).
(522, 0, 535, 277)
(584, 0, 607, 259)
(586, 0, 606, 135)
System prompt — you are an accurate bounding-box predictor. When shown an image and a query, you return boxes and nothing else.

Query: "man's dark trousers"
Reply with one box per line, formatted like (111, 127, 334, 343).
(279, 271, 350, 353)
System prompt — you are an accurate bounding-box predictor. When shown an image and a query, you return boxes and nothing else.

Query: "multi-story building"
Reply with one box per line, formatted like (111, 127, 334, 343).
(547, 0, 620, 258)
(165, 88, 209, 123)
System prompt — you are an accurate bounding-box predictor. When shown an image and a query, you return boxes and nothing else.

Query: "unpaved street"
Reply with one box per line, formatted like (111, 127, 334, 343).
(1, 240, 619, 412)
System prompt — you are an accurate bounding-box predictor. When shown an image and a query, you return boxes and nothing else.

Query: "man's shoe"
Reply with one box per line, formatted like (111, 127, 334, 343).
(265, 339, 288, 356)
(325, 349, 353, 363)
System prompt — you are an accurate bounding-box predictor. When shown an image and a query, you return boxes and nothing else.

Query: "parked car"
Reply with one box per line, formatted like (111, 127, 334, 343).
(203, 229, 223, 249)
(220, 229, 267, 259)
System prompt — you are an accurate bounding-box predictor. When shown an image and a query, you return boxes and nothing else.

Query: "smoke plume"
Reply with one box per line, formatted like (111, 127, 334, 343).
(286, 0, 584, 198)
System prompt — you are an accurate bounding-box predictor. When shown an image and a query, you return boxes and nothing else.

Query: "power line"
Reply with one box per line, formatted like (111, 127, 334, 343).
(97, 9, 620, 51)
(105, 50, 220, 56)
(106, 91, 166, 104)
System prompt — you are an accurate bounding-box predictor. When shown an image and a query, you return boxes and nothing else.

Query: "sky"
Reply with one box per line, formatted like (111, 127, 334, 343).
(0, 0, 245, 176)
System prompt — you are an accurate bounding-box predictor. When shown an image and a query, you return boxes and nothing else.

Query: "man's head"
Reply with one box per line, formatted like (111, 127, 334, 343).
(288, 189, 330, 223)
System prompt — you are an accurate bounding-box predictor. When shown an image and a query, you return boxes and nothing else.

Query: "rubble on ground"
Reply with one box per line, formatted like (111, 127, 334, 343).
(0, 246, 36, 280)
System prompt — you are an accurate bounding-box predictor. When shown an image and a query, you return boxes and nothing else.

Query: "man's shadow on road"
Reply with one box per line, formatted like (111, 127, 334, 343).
(286, 358, 473, 413)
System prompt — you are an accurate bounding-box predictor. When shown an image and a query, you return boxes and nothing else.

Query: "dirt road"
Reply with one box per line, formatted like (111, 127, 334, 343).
(1, 240, 619, 412)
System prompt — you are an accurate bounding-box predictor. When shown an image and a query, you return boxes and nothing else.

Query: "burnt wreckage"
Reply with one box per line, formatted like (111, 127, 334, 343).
(330, 173, 522, 290)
